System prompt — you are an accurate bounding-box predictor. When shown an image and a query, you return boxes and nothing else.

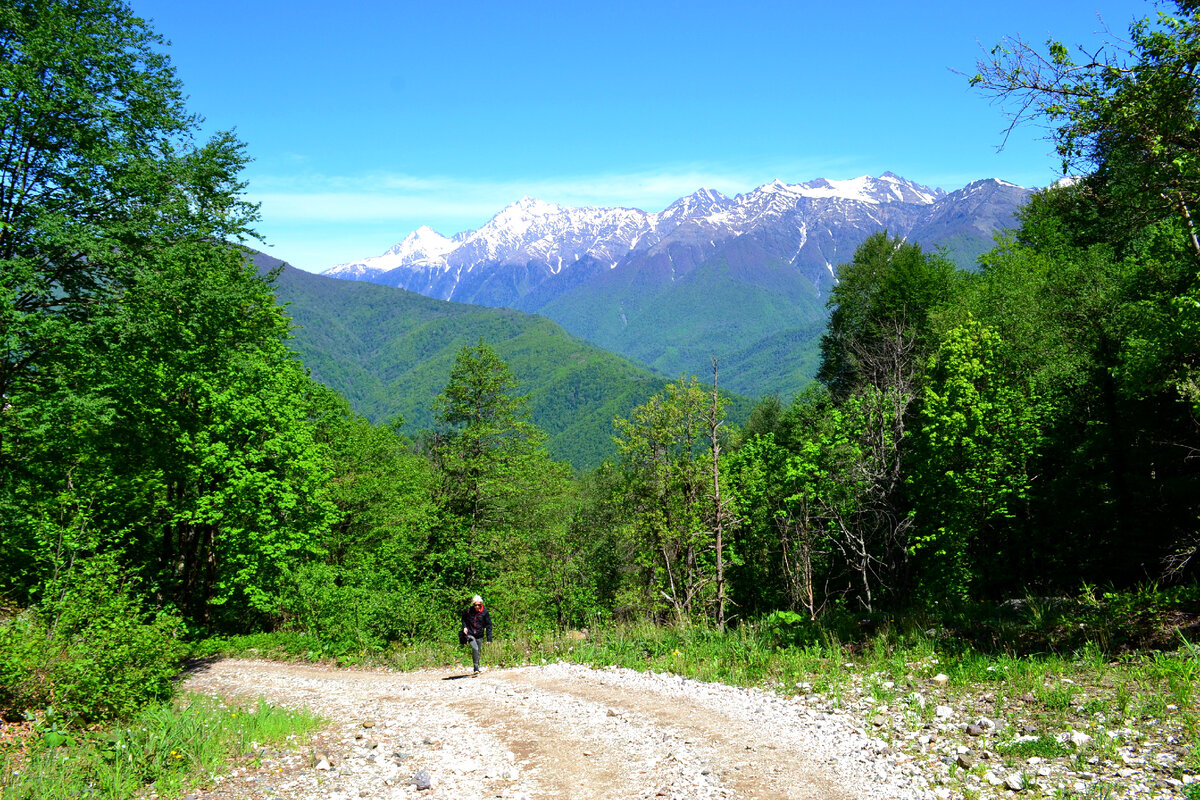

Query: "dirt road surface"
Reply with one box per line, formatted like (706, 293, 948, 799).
(180, 659, 930, 800)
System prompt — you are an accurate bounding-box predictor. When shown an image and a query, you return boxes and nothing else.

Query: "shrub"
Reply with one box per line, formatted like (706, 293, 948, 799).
(274, 563, 456, 657)
(0, 554, 186, 723)
(0, 610, 57, 718)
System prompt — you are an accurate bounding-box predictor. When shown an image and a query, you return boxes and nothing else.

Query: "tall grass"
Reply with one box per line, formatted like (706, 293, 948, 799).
(1, 695, 323, 800)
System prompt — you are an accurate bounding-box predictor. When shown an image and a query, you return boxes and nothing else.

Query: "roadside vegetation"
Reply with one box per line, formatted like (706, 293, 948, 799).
(1, 695, 323, 800)
(193, 593, 1200, 797)
(4, 1, 1200, 799)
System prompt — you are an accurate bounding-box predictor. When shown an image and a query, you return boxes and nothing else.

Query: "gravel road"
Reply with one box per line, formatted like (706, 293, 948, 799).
(180, 659, 933, 800)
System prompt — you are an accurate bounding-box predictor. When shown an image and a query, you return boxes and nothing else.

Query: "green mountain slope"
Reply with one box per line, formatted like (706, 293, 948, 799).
(255, 253, 747, 468)
(717, 320, 827, 398)
(537, 245, 828, 396)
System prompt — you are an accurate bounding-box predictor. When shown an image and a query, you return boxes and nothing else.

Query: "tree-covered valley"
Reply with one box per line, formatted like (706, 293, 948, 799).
(2, 0, 1200, 769)
(259, 251, 753, 470)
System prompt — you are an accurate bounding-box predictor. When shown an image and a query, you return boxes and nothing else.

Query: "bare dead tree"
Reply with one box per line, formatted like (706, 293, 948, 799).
(706, 358, 740, 630)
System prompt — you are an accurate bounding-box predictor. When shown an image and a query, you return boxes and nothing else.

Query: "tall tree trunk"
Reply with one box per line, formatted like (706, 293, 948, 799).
(709, 359, 727, 631)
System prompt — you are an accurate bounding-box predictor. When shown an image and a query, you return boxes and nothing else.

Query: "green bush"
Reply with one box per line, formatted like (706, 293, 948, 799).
(0, 555, 186, 723)
(274, 563, 456, 657)
(0, 611, 57, 717)
(759, 610, 810, 647)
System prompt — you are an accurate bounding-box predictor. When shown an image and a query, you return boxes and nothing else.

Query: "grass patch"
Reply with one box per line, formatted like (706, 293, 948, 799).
(996, 735, 1073, 759)
(190, 631, 343, 663)
(0, 694, 323, 800)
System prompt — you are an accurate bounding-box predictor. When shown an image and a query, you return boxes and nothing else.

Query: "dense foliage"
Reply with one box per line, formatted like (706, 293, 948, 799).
(2, 0, 1199, 742)
(715, 0, 1200, 615)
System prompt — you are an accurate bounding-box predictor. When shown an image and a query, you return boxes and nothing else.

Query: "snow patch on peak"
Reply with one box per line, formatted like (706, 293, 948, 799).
(501, 196, 563, 218)
(783, 174, 945, 205)
(323, 224, 457, 278)
(515, 195, 556, 210)
(956, 177, 1030, 195)
(319, 172, 1023, 287)
(793, 175, 878, 202)
(385, 225, 454, 257)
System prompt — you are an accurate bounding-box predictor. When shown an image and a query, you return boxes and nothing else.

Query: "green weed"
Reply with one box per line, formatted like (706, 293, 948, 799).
(1, 694, 323, 800)
(1039, 683, 1076, 712)
(996, 735, 1072, 759)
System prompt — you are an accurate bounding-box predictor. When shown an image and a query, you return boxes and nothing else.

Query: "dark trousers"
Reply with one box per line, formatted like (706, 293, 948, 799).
(467, 635, 482, 670)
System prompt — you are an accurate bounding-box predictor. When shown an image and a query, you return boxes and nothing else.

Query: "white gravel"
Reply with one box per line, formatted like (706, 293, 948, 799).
(181, 658, 935, 800)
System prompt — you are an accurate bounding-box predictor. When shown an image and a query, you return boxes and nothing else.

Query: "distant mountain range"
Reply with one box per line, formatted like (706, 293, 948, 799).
(322, 173, 1033, 398)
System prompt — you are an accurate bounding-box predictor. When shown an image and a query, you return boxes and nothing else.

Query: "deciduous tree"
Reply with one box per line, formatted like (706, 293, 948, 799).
(613, 376, 715, 622)
(971, 1, 1200, 259)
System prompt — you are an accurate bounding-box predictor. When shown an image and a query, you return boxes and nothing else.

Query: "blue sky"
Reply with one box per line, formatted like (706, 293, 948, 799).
(130, 0, 1151, 272)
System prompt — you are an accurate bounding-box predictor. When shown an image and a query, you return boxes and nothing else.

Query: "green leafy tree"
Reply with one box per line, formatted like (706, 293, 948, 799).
(969, 0, 1200, 584)
(0, 0, 255, 421)
(113, 246, 339, 621)
(0, 0, 337, 634)
(910, 318, 1043, 598)
(272, 391, 447, 651)
(971, 1, 1200, 258)
(612, 375, 732, 623)
(818, 232, 959, 400)
(806, 390, 910, 612)
(613, 377, 709, 621)
(726, 431, 826, 617)
(737, 394, 786, 446)
(730, 387, 903, 616)
(807, 234, 958, 607)
(430, 341, 573, 621)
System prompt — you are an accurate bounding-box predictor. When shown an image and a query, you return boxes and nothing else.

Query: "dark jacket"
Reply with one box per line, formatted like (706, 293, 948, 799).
(460, 605, 492, 644)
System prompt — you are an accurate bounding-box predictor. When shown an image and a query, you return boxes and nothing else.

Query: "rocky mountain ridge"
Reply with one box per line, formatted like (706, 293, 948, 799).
(323, 173, 1028, 310)
(319, 173, 1033, 398)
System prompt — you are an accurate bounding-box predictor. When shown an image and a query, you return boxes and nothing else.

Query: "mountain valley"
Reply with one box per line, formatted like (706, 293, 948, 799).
(322, 174, 1032, 397)
(256, 252, 750, 468)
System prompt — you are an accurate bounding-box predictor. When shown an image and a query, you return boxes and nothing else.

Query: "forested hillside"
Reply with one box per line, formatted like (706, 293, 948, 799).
(255, 252, 746, 469)
(534, 248, 828, 397)
(2, 0, 1199, 742)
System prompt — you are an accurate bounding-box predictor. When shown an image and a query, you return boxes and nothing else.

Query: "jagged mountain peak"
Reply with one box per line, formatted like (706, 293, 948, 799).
(321, 173, 1030, 298)
(731, 174, 940, 206)
(384, 225, 453, 256)
(496, 195, 564, 219)
(946, 177, 1031, 199)
(661, 187, 734, 218)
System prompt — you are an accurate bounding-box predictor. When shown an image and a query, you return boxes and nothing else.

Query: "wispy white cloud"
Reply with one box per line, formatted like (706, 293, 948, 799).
(250, 157, 991, 271)
(246, 158, 867, 230)
(250, 191, 503, 224)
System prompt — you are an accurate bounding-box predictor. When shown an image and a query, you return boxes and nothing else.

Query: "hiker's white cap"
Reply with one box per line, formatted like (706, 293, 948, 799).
(471, 595, 483, 604)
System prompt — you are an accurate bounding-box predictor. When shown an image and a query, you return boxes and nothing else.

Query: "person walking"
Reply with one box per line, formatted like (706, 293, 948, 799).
(460, 594, 492, 675)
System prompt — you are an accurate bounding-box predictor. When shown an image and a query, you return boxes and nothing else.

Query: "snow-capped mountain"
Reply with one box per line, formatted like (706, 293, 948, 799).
(319, 173, 1031, 394)
(323, 172, 1025, 311)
